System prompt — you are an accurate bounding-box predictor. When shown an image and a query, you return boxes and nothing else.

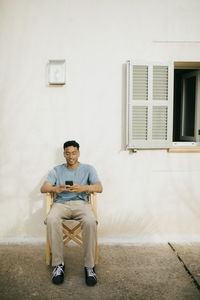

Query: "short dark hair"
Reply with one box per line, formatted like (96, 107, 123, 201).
(63, 140, 80, 150)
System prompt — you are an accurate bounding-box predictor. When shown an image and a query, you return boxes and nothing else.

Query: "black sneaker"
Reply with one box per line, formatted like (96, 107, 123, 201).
(84, 267, 97, 286)
(52, 263, 65, 284)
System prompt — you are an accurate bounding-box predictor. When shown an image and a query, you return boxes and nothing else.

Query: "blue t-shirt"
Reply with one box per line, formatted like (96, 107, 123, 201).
(46, 163, 100, 203)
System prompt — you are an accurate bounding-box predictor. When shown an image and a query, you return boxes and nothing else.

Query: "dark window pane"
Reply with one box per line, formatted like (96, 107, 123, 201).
(183, 76, 196, 137)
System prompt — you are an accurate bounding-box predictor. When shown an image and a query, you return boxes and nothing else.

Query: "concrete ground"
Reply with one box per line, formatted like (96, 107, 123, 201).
(0, 243, 200, 300)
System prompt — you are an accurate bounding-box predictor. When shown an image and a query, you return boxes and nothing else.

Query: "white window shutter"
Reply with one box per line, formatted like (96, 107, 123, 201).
(126, 61, 173, 149)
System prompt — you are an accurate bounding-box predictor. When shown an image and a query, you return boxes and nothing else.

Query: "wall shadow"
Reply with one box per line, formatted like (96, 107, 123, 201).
(24, 148, 65, 237)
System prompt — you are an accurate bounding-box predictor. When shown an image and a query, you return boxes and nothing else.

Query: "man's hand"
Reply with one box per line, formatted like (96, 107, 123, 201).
(65, 184, 86, 193)
(66, 182, 103, 193)
(53, 185, 68, 194)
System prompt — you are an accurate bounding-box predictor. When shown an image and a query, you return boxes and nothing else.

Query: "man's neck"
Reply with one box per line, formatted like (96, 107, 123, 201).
(66, 162, 80, 170)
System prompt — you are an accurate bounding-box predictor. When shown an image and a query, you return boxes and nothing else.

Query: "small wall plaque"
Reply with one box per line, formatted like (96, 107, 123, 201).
(48, 60, 66, 85)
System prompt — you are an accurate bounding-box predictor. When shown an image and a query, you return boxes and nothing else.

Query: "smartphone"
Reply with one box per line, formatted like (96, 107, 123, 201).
(65, 180, 73, 186)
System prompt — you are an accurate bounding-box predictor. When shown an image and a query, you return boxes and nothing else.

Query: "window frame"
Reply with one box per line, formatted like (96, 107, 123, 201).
(173, 63, 200, 148)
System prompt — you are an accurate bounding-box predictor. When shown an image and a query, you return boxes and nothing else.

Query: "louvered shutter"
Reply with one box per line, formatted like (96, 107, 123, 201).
(126, 61, 173, 149)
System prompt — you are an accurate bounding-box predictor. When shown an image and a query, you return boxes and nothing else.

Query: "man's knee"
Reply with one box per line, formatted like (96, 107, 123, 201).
(82, 216, 97, 229)
(46, 213, 61, 226)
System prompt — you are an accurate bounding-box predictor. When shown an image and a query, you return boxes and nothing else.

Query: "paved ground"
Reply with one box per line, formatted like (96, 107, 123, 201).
(0, 243, 200, 300)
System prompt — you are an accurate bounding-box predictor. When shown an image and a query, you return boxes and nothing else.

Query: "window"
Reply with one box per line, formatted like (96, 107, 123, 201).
(126, 61, 200, 150)
(173, 64, 200, 145)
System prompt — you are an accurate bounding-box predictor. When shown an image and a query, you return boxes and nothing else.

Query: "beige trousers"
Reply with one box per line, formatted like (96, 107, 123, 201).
(46, 200, 97, 268)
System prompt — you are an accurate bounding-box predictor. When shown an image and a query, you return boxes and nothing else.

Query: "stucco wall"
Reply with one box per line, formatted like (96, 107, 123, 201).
(0, 0, 200, 242)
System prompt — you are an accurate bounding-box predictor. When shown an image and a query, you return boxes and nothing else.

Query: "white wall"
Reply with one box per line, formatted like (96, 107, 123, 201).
(1, 0, 200, 242)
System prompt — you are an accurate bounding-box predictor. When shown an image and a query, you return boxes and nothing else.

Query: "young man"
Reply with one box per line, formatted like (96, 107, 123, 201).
(40, 140, 103, 286)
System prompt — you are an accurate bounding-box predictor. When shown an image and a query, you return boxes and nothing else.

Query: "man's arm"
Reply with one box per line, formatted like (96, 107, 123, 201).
(88, 182, 103, 193)
(40, 181, 67, 194)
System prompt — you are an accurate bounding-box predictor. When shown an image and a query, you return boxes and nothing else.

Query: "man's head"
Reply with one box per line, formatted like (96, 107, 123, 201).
(63, 140, 80, 168)
(63, 140, 80, 151)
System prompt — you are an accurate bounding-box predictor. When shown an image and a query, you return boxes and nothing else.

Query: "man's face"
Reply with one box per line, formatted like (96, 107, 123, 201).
(64, 146, 80, 166)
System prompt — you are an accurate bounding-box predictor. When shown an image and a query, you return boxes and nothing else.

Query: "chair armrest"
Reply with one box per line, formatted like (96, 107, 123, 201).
(46, 192, 54, 215)
(89, 192, 97, 218)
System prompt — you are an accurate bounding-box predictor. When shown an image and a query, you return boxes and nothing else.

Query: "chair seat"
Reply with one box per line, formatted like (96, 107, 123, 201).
(62, 220, 83, 247)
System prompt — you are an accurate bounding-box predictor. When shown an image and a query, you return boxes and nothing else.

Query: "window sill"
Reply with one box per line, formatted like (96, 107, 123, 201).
(168, 147, 200, 153)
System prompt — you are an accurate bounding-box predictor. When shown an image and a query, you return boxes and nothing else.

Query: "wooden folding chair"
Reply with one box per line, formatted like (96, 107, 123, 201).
(46, 192, 98, 265)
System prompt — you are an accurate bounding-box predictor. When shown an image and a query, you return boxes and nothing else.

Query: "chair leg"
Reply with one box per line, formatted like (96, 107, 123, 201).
(46, 234, 51, 265)
(94, 228, 98, 264)
(94, 242, 98, 264)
